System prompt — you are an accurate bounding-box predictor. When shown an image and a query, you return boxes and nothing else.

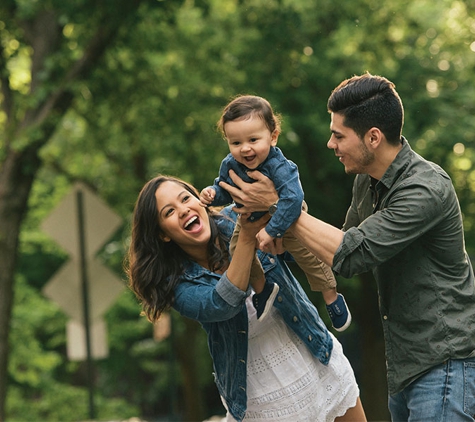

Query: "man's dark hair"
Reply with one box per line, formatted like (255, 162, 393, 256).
(327, 73, 404, 145)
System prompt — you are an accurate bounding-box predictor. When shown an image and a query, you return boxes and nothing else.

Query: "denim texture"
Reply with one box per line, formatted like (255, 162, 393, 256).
(209, 146, 304, 238)
(172, 207, 333, 422)
(388, 357, 475, 421)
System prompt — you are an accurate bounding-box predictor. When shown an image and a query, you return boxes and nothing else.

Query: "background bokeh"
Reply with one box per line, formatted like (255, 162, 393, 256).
(1, 0, 475, 420)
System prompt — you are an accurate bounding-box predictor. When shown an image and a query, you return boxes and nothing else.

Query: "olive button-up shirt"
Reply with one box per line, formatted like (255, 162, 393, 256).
(333, 138, 475, 394)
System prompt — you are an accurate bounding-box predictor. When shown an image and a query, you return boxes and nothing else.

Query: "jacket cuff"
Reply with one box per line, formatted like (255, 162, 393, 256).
(216, 271, 251, 306)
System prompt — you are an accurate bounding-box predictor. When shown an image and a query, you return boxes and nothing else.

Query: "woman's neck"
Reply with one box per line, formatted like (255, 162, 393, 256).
(184, 246, 209, 268)
(191, 250, 229, 274)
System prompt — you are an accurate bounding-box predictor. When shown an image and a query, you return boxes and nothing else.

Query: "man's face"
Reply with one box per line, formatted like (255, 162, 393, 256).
(327, 112, 375, 174)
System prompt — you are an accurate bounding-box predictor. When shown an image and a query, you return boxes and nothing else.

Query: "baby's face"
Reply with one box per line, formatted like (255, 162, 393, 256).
(224, 115, 278, 170)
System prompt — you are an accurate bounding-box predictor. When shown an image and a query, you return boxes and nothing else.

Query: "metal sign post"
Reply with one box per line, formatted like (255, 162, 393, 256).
(76, 189, 95, 420)
(41, 182, 124, 418)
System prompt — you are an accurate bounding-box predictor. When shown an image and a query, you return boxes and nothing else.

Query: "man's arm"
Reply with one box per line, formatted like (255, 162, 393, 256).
(220, 169, 344, 263)
(218, 169, 278, 213)
(289, 211, 344, 267)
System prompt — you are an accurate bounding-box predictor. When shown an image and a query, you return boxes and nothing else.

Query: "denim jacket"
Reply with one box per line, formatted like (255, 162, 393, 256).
(208, 146, 304, 238)
(173, 207, 333, 422)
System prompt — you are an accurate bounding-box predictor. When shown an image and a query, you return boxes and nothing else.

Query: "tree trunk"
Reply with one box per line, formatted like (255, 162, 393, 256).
(0, 148, 42, 420)
(174, 315, 207, 421)
(0, 2, 145, 418)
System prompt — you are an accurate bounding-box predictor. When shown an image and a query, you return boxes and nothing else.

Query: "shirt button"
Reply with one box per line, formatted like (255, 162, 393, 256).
(276, 233, 282, 237)
(383, 315, 388, 320)
(293, 316, 298, 322)
(326, 352, 329, 358)
(308, 335, 312, 341)
(277, 296, 283, 302)
(269, 257, 275, 264)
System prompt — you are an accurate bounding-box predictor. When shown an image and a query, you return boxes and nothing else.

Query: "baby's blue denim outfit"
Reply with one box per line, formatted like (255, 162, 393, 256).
(209, 146, 303, 238)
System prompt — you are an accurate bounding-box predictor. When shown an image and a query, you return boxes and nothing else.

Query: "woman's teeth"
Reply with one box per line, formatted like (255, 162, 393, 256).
(184, 216, 198, 229)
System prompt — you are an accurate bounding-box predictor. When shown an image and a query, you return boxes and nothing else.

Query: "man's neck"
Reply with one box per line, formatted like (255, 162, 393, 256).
(368, 142, 403, 180)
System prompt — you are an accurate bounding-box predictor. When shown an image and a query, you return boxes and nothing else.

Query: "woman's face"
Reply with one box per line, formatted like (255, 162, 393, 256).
(155, 181, 211, 253)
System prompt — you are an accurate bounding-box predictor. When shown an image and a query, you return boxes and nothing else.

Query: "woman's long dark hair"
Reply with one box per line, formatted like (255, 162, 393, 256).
(125, 175, 229, 322)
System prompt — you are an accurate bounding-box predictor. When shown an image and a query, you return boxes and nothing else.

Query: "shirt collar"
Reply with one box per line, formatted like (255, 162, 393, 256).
(376, 137, 412, 190)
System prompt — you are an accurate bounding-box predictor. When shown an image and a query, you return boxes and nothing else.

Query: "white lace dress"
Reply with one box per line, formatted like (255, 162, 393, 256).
(223, 294, 359, 422)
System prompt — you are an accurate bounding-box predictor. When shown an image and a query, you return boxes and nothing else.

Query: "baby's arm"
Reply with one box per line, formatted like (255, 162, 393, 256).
(200, 186, 216, 207)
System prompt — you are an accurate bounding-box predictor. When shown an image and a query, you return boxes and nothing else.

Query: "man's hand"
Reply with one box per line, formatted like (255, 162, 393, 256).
(218, 169, 278, 213)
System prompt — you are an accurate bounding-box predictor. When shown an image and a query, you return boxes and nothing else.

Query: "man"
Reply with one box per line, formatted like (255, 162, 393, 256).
(220, 73, 475, 421)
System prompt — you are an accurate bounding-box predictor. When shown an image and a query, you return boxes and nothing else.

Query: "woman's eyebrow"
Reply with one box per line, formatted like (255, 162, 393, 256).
(158, 203, 170, 217)
(158, 190, 188, 216)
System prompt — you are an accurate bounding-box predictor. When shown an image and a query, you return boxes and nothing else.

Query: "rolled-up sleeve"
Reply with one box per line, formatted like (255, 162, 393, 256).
(216, 271, 252, 306)
(332, 228, 368, 277)
(333, 176, 447, 279)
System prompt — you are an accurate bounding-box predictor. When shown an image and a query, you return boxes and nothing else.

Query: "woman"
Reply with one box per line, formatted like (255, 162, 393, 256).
(126, 174, 366, 422)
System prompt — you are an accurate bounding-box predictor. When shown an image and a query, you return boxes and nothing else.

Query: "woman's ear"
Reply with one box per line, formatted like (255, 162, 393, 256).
(160, 233, 171, 242)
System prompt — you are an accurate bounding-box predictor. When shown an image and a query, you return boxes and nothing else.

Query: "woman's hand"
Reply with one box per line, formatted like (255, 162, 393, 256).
(239, 212, 270, 247)
(218, 170, 278, 213)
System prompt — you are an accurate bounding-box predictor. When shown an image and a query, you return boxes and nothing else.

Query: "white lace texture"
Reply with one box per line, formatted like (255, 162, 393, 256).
(225, 294, 359, 422)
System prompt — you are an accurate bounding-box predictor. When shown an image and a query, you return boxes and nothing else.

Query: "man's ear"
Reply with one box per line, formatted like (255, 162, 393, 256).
(366, 127, 383, 148)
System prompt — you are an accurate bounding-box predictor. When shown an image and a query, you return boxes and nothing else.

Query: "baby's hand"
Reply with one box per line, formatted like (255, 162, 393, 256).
(256, 227, 276, 253)
(199, 187, 216, 207)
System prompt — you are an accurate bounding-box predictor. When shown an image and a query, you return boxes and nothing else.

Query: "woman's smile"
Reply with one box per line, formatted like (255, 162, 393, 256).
(183, 215, 203, 233)
(155, 181, 211, 250)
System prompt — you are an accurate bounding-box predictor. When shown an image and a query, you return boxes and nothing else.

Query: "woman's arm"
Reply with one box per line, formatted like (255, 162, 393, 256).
(226, 212, 269, 291)
(173, 212, 269, 323)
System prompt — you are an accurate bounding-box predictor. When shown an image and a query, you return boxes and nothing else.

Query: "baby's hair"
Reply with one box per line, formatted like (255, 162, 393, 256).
(218, 95, 282, 137)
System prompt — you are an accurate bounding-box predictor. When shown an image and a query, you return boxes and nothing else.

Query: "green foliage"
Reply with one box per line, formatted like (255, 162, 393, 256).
(5, 0, 475, 419)
(7, 383, 137, 422)
(7, 276, 139, 420)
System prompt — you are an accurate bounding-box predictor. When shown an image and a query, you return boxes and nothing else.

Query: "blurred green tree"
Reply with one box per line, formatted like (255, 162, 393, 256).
(0, 0, 171, 418)
(2, 0, 475, 420)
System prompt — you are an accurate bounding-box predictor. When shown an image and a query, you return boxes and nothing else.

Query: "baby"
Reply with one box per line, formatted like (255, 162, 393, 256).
(200, 95, 351, 330)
